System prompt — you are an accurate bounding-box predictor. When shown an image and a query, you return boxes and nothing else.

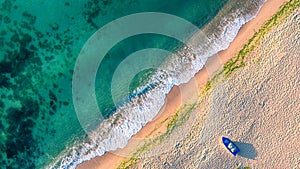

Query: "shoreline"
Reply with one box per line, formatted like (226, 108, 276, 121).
(133, 5, 299, 168)
(77, 0, 289, 168)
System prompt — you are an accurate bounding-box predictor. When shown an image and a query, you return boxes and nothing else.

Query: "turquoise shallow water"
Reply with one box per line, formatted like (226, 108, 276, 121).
(0, 0, 265, 168)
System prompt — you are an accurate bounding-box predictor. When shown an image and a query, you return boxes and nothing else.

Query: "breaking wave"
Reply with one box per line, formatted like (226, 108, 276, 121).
(48, 0, 266, 168)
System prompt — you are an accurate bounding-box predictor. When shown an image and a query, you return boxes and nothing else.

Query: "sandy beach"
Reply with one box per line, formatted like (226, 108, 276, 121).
(77, 0, 294, 168)
(133, 7, 299, 168)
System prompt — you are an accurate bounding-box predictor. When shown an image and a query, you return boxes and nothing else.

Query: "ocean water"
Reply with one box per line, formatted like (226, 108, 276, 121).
(0, 0, 266, 168)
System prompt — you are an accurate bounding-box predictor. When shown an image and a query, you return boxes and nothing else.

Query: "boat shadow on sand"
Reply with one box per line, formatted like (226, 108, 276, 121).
(234, 142, 258, 160)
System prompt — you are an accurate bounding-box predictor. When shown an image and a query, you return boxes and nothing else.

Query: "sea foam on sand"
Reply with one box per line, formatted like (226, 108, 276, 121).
(49, 0, 268, 168)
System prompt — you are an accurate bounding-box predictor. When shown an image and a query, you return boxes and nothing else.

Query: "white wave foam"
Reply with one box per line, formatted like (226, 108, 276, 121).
(48, 0, 266, 168)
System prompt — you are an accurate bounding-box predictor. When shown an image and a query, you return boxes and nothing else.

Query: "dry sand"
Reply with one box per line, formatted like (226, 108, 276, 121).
(77, 0, 293, 168)
(132, 7, 300, 169)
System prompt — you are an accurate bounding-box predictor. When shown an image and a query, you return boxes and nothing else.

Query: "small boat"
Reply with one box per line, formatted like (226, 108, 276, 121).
(222, 137, 240, 156)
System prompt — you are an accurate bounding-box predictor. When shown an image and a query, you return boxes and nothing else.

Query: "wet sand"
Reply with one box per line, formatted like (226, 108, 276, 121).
(134, 7, 299, 168)
(77, 0, 290, 168)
